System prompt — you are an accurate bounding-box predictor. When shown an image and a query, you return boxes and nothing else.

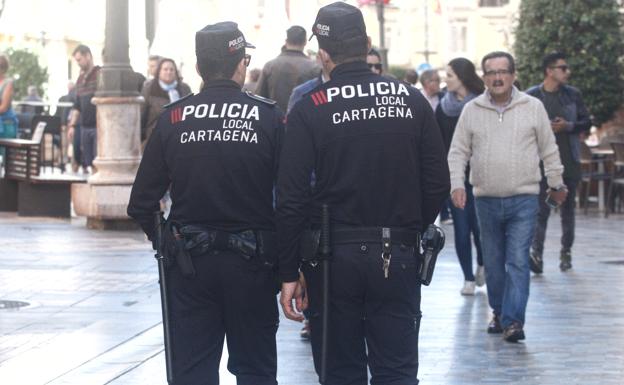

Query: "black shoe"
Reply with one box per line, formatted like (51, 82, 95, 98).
(529, 249, 543, 274)
(502, 322, 525, 342)
(560, 250, 572, 272)
(487, 315, 503, 334)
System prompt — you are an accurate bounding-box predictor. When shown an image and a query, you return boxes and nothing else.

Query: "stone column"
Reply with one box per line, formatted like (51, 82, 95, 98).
(72, 0, 143, 229)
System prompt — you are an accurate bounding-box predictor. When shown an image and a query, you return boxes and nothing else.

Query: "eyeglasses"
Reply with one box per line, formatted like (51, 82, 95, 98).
(368, 63, 382, 71)
(244, 54, 252, 67)
(550, 65, 569, 72)
(483, 69, 513, 77)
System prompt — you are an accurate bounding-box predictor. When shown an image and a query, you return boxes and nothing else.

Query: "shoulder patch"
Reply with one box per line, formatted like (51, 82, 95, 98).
(244, 91, 277, 106)
(163, 93, 194, 108)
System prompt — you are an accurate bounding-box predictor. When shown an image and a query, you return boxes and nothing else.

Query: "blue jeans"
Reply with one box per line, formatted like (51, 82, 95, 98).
(475, 195, 538, 328)
(449, 183, 483, 281)
(532, 177, 578, 255)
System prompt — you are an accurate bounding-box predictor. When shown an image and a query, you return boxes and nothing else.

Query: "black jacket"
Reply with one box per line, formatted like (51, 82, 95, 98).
(435, 103, 472, 184)
(276, 61, 450, 282)
(526, 83, 591, 162)
(128, 79, 284, 240)
(435, 104, 459, 154)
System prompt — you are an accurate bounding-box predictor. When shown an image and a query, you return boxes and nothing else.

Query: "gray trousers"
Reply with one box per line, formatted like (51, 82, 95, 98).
(531, 177, 579, 255)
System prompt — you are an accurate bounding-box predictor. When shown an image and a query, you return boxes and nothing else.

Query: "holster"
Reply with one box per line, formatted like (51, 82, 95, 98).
(419, 224, 445, 286)
(253, 230, 278, 268)
(161, 221, 195, 277)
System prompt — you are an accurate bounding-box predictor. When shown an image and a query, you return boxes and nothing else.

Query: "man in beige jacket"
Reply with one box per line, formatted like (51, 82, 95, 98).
(448, 51, 568, 343)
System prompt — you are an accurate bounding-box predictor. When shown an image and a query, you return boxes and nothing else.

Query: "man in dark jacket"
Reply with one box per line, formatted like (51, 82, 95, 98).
(526, 52, 592, 273)
(277, 3, 450, 383)
(255, 25, 319, 111)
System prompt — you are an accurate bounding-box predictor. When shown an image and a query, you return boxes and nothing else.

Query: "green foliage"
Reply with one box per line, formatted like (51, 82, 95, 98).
(387, 65, 407, 80)
(5, 48, 48, 100)
(514, 0, 624, 125)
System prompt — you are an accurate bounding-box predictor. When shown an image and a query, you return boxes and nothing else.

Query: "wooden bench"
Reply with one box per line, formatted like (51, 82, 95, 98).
(0, 118, 87, 217)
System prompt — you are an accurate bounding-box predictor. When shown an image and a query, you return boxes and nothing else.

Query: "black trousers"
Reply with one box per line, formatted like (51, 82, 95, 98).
(168, 249, 279, 385)
(531, 177, 579, 255)
(303, 242, 422, 385)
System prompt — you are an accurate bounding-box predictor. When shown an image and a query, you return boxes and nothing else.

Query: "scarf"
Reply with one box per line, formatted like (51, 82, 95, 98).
(159, 79, 180, 102)
(440, 91, 478, 117)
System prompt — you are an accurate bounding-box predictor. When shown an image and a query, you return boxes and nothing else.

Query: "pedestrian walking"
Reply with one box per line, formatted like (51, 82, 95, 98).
(526, 52, 591, 273)
(420, 69, 442, 111)
(448, 51, 567, 342)
(255, 25, 319, 111)
(68, 45, 100, 173)
(366, 48, 383, 75)
(277, 3, 450, 383)
(128, 21, 284, 385)
(435, 57, 485, 296)
(140, 57, 191, 148)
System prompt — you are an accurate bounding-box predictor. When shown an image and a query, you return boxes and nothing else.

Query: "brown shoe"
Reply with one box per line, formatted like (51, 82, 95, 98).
(502, 322, 525, 342)
(487, 315, 503, 334)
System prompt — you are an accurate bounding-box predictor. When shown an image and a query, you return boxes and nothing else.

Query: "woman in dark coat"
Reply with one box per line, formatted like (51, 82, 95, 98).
(435, 57, 485, 296)
(141, 58, 191, 148)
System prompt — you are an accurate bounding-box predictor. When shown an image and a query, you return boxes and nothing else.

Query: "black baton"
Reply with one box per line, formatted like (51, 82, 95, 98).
(319, 204, 331, 384)
(154, 212, 174, 384)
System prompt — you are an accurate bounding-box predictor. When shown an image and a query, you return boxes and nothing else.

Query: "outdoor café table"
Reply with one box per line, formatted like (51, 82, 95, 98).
(589, 146, 615, 212)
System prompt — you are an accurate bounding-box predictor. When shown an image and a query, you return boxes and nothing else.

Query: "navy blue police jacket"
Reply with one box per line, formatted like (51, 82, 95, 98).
(276, 61, 450, 282)
(127, 79, 284, 240)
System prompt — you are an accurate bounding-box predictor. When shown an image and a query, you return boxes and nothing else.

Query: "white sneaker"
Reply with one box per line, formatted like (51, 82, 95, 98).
(460, 281, 476, 296)
(475, 266, 485, 287)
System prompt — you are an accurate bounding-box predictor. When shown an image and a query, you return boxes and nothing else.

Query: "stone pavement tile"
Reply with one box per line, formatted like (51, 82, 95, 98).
(0, 318, 159, 384)
(1, 212, 623, 384)
(45, 324, 163, 385)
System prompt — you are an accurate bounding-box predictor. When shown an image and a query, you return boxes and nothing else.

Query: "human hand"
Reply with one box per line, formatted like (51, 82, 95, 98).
(548, 186, 568, 206)
(279, 273, 307, 322)
(551, 117, 568, 133)
(451, 188, 466, 209)
(68, 125, 74, 141)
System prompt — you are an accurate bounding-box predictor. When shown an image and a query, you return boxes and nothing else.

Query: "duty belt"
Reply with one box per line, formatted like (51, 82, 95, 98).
(331, 226, 421, 246)
(179, 225, 275, 260)
(300, 226, 421, 280)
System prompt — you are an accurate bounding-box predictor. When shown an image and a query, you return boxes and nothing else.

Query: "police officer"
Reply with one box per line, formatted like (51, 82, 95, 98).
(128, 22, 283, 385)
(276, 3, 450, 384)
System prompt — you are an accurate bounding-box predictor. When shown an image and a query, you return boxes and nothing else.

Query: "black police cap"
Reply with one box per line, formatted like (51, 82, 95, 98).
(310, 2, 367, 50)
(195, 21, 255, 60)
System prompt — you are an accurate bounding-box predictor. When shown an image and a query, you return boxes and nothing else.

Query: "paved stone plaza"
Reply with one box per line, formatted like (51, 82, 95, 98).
(0, 211, 623, 384)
